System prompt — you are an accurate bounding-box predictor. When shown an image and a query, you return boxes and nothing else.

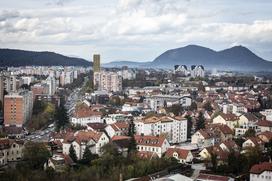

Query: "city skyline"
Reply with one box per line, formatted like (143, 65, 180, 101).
(0, 0, 272, 63)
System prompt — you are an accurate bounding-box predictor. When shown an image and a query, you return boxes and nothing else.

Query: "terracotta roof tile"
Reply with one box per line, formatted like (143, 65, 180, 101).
(165, 148, 190, 160)
(250, 162, 272, 174)
(135, 135, 166, 147)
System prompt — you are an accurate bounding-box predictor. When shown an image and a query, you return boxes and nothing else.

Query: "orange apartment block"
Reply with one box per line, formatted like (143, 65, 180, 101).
(4, 95, 24, 126)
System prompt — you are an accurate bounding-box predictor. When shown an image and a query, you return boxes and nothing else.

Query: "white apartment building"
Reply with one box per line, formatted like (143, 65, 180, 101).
(174, 65, 189, 76)
(145, 95, 192, 111)
(190, 65, 205, 78)
(135, 116, 187, 144)
(93, 71, 122, 92)
(4, 75, 17, 93)
(45, 76, 56, 95)
(64, 71, 74, 85)
(117, 69, 136, 80)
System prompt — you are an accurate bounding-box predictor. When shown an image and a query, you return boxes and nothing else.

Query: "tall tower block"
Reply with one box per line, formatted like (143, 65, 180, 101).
(93, 54, 101, 72)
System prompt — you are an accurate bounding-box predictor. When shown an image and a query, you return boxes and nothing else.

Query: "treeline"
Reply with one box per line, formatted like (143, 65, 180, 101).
(1, 142, 179, 181)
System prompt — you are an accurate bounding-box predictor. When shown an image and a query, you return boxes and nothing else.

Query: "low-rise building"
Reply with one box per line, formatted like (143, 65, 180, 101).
(250, 162, 272, 181)
(165, 148, 193, 163)
(105, 122, 129, 138)
(62, 130, 109, 158)
(191, 129, 214, 148)
(135, 135, 170, 158)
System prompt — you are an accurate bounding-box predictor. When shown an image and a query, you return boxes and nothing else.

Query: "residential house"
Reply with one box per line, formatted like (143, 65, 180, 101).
(250, 162, 272, 181)
(135, 135, 170, 158)
(71, 105, 102, 126)
(213, 113, 239, 129)
(257, 120, 272, 132)
(105, 122, 129, 138)
(0, 139, 24, 166)
(242, 137, 264, 150)
(258, 131, 272, 143)
(165, 148, 193, 163)
(44, 154, 75, 172)
(191, 129, 214, 148)
(62, 130, 109, 159)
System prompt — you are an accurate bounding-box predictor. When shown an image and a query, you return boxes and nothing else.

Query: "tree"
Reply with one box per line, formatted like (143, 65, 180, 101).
(23, 142, 50, 169)
(244, 128, 256, 137)
(203, 102, 213, 112)
(190, 102, 197, 111)
(80, 146, 93, 165)
(210, 152, 217, 172)
(32, 100, 46, 115)
(167, 104, 183, 116)
(69, 144, 78, 163)
(185, 115, 192, 139)
(196, 112, 205, 131)
(55, 104, 69, 132)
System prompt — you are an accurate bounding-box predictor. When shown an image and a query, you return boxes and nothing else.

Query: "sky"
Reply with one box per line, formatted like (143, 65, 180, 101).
(0, 0, 272, 63)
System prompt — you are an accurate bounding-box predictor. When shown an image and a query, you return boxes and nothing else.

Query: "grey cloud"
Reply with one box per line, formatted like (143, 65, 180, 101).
(0, 10, 20, 21)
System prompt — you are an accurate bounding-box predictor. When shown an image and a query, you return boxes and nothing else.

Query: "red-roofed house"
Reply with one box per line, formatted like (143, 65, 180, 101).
(258, 131, 272, 143)
(44, 154, 75, 172)
(71, 106, 102, 126)
(242, 137, 264, 150)
(135, 135, 170, 158)
(213, 113, 239, 129)
(191, 129, 214, 148)
(250, 162, 272, 181)
(165, 148, 193, 163)
(257, 120, 272, 132)
(62, 130, 109, 159)
(105, 122, 129, 138)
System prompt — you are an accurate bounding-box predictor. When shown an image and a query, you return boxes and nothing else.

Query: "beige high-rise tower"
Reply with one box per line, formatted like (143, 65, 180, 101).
(93, 54, 101, 72)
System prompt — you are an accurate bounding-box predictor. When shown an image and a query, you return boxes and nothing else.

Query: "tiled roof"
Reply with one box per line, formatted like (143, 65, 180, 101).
(258, 131, 272, 140)
(73, 105, 102, 118)
(136, 151, 158, 159)
(219, 113, 239, 121)
(245, 137, 264, 146)
(110, 122, 129, 132)
(165, 148, 190, 160)
(135, 135, 166, 147)
(198, 129, 213, 139)
(197, 173, 230, 181)
(257, 120, 272, 127)
(220, 140, 238, 150)
(250, 162, 272, 174)
(87, 123, 106, 131)
(75, 130, 103, 143)
(3, 126, 24, 134)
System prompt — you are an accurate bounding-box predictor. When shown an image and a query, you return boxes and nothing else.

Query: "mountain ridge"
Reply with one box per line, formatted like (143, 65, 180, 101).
(105, 45, 272, 71)
(0, 48, 91, 67)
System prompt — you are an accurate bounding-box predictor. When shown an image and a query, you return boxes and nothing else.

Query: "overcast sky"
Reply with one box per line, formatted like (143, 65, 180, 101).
(1, 0, 272, 63)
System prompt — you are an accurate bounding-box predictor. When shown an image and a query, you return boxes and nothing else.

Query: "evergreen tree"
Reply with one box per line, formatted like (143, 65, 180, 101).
(196, 112, 205, 131)
(203, 102, 213, 112)
(55, 104, 69, 132)
(69, 144, 77, 162)
(185, 115, 192, 139)
(81, 146, 93, 165)
(190, 102, 197, 111)
(128, 118, 137, 154)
